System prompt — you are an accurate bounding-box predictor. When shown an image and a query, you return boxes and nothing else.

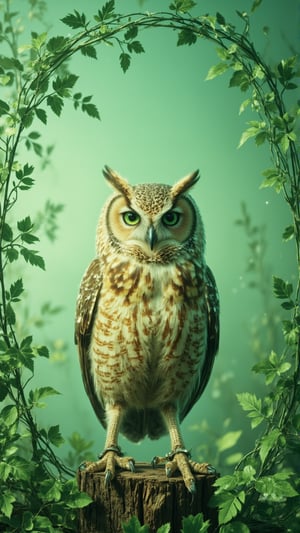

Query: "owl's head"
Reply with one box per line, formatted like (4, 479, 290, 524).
(98, 166, 205, 263)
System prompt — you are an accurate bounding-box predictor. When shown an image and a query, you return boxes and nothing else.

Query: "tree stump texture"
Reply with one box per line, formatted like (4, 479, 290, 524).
(77, 462, 218, 533)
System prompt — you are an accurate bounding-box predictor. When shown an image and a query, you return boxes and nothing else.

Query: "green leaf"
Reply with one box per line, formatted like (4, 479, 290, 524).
(53, 74, 78, 96)
(127, 41, 145, 54)
(216, 431, 242, 453)
(216, 12, 226, 25)
(282, 224, 294, 241)
(97, 1, 115, 22)
(81, 45, 97, 59)
(0, 98, 10, 116)
(1, 404, 18, 426)
(66, 489, 93, 509)
(0, 491, 16, 518)
(35, 107, 47, 124)
(220, 522, 250, 533)
(177, 29, 197, 46)
(251, 0, 263, 12)
(236, 392, 264, 428)
(0, 462, 12, 482)
(11, 457, 33, 481)
(36, 345, 50, 358)
(157, 524, 171, 533)
(122, 515, 150, 532)
(48, 425, 64, 447)
(254, 130, 267, 146)
(20, 248, 45, 269)
(259, 428, 282, 464)
(61, 10, 87, 29)
(182, 513, 210, 532)
(17, 216, 33, 232)
(252, 351, 291, 384)
(280, 133, 290, 153)
(6, 302, 16, 325)
(215, 491, 245, 524)
(260, 167, 286, 192)
(273, 276, 293, 299)
(125, 25, 138, 40)
(206, 62, 229, 80)
(229, 70, 250, 91)
(19, 108, 34, 128)
(28, 131, 41, 140)
(169, 0, 196, 13)
(46, 35, 68, 52)
(120, 53, 131, 73)
(255, 473, 298, 501)
(38, 478, 62, 503)
(6, 247, 18, 263)
(82, 102, 101, 120)
(47, 94, 64, 116)
(31, 31, 48, 50)
(29, 386, 60, 408)
(21, 511, 34, 530)
(20, 232, 39, 244)
(9, 278, 24, 301)
(2, 222, 13, 241)
(238, 122, 266, 148)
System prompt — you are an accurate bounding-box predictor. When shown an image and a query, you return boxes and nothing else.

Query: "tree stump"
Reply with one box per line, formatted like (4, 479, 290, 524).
(77, 462, 218, 533)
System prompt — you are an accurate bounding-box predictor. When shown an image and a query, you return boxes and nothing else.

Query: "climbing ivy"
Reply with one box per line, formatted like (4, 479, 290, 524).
(0, 0, 299, 531)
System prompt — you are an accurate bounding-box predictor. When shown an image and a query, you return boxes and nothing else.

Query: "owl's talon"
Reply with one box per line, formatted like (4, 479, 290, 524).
(105, 469, 112, 486)
(151, 456, 158, 468)
(207, 464, 216, 474)
(166, 466, 172, 478)
(189, 479, 196, 494)
(127, 459, 135, 472)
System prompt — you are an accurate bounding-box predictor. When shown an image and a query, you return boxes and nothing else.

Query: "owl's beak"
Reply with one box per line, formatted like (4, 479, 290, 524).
(146, 225, 157, 251)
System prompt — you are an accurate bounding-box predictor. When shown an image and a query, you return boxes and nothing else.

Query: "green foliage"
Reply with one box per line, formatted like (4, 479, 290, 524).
(122, 513, 209, 532)
(65, 432, 95, 469)
(0, 1, 299, 531)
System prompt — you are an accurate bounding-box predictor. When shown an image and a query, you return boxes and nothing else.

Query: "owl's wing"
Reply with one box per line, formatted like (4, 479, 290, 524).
(75, 258, 106, 427)
(180, 264, 220, 421)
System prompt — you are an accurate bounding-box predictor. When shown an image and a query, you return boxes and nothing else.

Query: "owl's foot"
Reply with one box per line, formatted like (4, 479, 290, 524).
(152, 448, 216, 493)
(80, 445, 135, 485)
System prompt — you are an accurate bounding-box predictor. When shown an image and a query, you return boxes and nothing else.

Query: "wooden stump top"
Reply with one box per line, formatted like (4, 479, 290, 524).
(77, 462, 218, 533)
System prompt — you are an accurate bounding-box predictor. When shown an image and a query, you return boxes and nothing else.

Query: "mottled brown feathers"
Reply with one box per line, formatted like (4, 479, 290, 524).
(75, 166, 219, 448)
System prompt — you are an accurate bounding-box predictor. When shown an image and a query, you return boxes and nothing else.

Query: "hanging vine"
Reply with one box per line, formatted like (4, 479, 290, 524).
(0, 0, 299, 531)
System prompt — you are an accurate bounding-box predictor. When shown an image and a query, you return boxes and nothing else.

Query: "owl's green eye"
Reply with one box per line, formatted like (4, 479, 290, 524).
(122, 211, 141, 226)
(162, 210, 181, 227)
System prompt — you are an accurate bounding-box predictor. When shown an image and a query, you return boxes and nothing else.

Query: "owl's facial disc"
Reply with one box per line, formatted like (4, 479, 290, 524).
(107, 195, 195, 259)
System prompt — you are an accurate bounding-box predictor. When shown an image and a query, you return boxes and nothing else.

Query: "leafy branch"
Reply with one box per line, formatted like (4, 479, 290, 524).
(0, 0, 299, 531)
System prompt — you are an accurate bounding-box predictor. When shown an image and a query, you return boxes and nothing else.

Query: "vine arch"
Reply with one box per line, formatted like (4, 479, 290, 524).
(0, 1, 298, 530)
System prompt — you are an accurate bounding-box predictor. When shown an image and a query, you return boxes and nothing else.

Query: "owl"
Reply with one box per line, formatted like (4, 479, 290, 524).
(75, 166, 219, 493)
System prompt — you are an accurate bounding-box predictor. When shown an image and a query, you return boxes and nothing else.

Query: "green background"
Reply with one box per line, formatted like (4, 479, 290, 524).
(10, 0, 299, 468)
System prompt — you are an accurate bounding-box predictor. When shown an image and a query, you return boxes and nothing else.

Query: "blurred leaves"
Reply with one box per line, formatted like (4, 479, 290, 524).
(0, 0, 299, 531)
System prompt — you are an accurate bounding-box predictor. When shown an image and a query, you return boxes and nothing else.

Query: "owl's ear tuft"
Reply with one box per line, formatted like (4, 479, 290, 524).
(170, 170, 200, 201)
(103, 166, 133, 201)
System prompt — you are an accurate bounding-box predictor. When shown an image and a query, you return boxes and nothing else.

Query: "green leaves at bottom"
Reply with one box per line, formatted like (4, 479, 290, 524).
(181, 513, 210, 532)
(220, 522, 250, 533)
(121, 513, 209, 532)
(122, 516, 150, 533)
(0, 491, 16, 519)
(212, 491, 245, 525)
(255, 472, 298, 501)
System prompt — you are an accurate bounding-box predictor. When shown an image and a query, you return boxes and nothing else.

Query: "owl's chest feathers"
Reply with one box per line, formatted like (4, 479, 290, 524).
(91, 258, 206, 406)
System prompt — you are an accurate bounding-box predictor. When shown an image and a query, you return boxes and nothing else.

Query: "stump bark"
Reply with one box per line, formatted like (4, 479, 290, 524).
(77, 462, 218, 533)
